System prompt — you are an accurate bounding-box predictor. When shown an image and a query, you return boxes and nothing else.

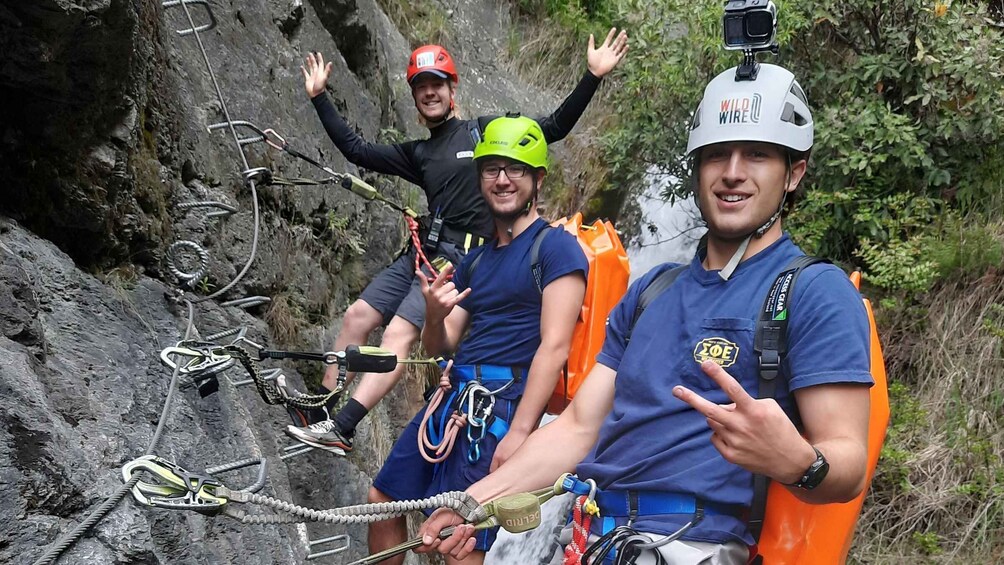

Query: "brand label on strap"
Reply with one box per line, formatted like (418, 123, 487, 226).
(764, 268, 797, 321)
(456, 150, 473, 159)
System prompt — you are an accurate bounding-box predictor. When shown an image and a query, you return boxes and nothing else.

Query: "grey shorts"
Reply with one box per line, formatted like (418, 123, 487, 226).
(544, 523, 749, 565)
(358, 241, 470, 329)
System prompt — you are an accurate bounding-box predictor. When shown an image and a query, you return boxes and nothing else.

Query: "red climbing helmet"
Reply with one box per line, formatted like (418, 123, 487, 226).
(406, 45, 459, 85)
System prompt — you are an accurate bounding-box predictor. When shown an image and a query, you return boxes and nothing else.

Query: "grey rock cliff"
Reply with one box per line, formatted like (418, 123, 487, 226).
(0, 0, 582, 563)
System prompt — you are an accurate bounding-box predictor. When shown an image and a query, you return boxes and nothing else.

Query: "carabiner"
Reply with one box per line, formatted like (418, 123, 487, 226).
(262, 128, 287, 151)
(122, 455, 228, 515)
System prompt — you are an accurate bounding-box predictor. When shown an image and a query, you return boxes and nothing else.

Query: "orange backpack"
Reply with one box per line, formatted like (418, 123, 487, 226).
(545, 214, 630, 414)
(755, 270, 890, 563)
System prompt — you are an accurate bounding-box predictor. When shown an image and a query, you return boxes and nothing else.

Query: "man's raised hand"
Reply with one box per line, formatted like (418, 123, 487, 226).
(301, 52, 332, 98)
(672, 360, 812, 480)
(418, 264, 471, 326)
(587, 28, 629, 78)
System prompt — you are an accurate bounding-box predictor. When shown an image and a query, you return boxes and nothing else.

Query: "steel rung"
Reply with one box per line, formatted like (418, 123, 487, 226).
(161, 0, 217, 35)
(306, 534, 350, 560)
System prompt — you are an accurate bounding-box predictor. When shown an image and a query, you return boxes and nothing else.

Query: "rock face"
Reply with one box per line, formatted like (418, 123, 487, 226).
(0, 0, 582, 563)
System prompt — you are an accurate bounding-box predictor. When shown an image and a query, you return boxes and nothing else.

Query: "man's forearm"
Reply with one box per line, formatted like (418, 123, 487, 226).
(421, 318, 453, 356)
(467, 408, 594, 503)
(507, 340, 568, 435)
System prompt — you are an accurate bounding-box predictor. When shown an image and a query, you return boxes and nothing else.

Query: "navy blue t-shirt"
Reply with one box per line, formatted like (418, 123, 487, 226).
(576, 234, 873, 545)
(451, 218, 588, 367)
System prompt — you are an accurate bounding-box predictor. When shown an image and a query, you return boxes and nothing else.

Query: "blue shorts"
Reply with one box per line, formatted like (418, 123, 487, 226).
(373, 367, 527, 552)
(359, 241, 470, 328)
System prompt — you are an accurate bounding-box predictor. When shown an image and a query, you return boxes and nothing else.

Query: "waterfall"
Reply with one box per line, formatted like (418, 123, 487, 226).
(627, 169, 704, 281)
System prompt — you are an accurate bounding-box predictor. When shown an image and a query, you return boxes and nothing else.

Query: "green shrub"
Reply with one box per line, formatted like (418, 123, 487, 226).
(599, 0, 1004, 291)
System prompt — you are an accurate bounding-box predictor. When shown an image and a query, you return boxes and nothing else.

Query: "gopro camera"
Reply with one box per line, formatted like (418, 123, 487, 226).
(723, 0, 777, 51)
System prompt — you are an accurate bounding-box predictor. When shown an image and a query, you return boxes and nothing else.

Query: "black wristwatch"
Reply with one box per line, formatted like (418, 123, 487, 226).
(787, 446, 829, 490)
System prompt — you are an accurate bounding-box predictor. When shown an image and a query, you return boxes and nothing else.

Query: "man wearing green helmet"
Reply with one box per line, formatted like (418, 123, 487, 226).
(286, 31, 628, 456)
(365, 115, 589, 564)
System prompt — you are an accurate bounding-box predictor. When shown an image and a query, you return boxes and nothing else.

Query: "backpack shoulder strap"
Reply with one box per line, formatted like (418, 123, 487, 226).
(529, 226, 553, 294)
(468, 116, 494, 145)
(625, 264, 688, 342)
(464, 245, 490, 284)
(748, 254, 828, 548)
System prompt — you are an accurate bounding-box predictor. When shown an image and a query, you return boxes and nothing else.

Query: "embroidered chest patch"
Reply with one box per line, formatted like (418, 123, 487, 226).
(693, 337, 740, 368)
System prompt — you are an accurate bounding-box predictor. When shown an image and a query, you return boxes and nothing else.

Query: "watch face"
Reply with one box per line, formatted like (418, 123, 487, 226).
(799, 447, 829, 490)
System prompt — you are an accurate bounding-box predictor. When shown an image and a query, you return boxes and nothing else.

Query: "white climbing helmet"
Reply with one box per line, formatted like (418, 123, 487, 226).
(686, 63, 813, 156)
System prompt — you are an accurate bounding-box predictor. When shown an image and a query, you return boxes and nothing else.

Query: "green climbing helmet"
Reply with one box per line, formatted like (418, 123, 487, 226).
(474, 114, 548, 171)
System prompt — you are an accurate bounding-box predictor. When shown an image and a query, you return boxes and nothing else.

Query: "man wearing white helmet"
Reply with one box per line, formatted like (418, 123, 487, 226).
(414, 63, 873, 564)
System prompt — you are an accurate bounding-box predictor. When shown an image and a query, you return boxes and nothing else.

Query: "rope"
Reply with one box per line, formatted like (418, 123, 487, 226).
(562, 495, 596, 565)
(406, 216, 439, 281)
(417, 361, 467, 463)
(223, 490, 486, 526)
(418, 391, 466, 463)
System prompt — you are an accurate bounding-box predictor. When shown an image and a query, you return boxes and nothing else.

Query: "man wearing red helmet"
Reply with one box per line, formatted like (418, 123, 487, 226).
(285, 31, 629, 457)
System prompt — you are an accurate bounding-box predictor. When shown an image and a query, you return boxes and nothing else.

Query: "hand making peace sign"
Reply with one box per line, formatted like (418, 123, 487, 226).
(673, 360, 814, 481)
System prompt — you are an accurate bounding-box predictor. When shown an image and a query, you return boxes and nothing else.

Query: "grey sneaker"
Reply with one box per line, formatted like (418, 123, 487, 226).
(285, 419, 353, 455)
(275, 375, 329, 427)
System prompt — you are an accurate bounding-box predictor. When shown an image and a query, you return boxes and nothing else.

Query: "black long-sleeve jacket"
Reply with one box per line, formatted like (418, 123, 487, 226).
(311, 72, 602, 239)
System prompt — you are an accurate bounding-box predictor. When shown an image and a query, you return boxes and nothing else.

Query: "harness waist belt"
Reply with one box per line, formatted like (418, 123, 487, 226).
(595, 490, 745, 518)
(561, 477, 742, 518)
(451, 364, 527, 385)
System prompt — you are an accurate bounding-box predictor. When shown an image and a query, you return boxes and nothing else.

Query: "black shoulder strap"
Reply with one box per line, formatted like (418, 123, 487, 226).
(625, 265, 688, 342)
(529, 226, 552, 294)
(464, 245, 490, 284)
(468, 116, 494, 146)
(747, 255, 827, 549)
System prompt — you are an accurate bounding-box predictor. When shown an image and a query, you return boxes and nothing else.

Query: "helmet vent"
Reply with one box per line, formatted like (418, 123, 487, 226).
(781, 102, 809, 126)
(789, 83, 808, 105)
(690, 107, 702, 131)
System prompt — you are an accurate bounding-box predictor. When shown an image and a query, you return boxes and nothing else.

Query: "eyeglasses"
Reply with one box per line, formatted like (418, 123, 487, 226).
(480, 164, 530, 180)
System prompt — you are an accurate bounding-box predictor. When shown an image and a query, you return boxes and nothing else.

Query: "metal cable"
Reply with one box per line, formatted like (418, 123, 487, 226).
(32, 301, 196, 565)
(171, 0, 260, 303)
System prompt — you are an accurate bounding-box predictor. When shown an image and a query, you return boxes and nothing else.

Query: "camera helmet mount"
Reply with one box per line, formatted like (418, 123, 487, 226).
(722, 0, 779, 81)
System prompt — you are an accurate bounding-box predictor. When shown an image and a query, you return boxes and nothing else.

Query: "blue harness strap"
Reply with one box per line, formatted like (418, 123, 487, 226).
(427, 363, 529, 464)
(562, 474, 745, 544)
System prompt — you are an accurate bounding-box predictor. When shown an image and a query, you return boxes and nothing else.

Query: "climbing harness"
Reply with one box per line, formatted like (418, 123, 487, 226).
(558, 475, 717, 565)
(418, 362, 520, 464)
